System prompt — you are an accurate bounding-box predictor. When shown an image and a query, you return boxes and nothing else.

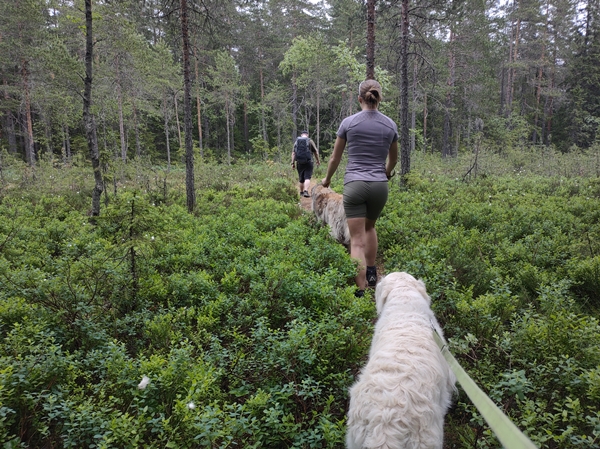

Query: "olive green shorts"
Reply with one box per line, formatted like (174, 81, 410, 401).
(343, 181, 389, 220)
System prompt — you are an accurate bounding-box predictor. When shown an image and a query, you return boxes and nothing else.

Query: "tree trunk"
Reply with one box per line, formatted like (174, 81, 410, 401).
(366, 0, 376, 80)
(84, 0, 103, 217)
(499, 64, 506, 115)
(502, 9, 513, 116)
(316, 92, 320, 150)
(117, 77, 127, 162)
(132, 98, 141, 158)
(292, 71, 298, 136)
(443, 28, 455, 158)
(545, 52, 557, 145)
(203, 101, 209, 149)
(442, 109, 453, 157)
(6, 114, 17, 154)
(43, 116, 53, 157)
(63, 124, 71, 163)
(260, 66, 267, 141)
(174, 93, 182, 150)
(244, 97, 249, 155)
(193, 45, 203, 157)
(399, 0, 410, 178)
(533, 0, 550, 144)
(231, 105, 236, 162)
(114, 56, 127, 161)
(277, 125, 282, 161)
(21, 60, 36, 167)
(163, 92, 171, 170)
(423, 92, 428, 153)
(180, 0, 195, 212)
(507, 1, 521, 114)
(410, 59, 417, 153)
(226, 98, 232, 165)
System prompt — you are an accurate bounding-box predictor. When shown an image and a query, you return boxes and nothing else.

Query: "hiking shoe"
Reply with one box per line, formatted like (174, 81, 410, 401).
(366, 266, 377, 287)
(302, 190, 310, 197)
(354, 289, 365, 298)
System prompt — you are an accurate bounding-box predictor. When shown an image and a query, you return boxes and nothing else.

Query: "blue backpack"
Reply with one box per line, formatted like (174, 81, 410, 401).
(295, 137, 312, 163)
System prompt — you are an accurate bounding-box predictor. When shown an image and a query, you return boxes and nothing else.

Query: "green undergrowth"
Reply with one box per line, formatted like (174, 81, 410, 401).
(0, 153, 599, 448)
(0, 165, 370, 448)
(377, 172, 600, 448)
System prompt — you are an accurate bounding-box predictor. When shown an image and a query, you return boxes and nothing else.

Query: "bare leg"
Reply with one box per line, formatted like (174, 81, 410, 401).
(303, 179, 311, 194)
(347, 217, 368, 290)
(364, 218, 378, 267)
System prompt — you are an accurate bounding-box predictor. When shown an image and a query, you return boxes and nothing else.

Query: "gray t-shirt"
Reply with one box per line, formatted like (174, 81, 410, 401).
(336, 110, 398, 184)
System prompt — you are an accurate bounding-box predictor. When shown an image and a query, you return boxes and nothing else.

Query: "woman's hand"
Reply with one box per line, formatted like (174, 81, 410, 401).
(385, 141, 398, 180)
(321, 178, 331, 188)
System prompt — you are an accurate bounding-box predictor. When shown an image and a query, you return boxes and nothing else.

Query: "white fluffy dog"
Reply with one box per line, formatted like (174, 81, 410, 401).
(311, 183, 350, 246)
(346, 272, 456, 449)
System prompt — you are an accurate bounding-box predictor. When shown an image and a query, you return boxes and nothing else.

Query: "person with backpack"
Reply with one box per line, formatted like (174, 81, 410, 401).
(321, 80, 398, 297)
(291, 130, 320, 197)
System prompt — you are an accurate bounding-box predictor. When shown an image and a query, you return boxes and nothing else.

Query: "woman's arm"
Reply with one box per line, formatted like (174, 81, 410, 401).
(386, 140, 398, 179)
(322, 136, 346, 187)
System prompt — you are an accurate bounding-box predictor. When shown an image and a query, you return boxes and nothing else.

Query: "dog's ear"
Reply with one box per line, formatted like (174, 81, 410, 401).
(401, 272, 431, 305)
(375, 276, 395, 314)
(415, 278, 431, 305)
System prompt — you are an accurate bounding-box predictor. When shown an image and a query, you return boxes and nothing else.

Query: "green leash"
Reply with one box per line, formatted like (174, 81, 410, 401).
(432, 328, 538, 449)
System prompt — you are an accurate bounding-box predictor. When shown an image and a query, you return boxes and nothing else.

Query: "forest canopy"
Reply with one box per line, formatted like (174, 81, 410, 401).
(2, 0, 600, 167)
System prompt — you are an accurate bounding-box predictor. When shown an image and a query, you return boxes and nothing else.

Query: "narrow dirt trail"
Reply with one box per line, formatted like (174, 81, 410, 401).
(298, 183, 314, 213)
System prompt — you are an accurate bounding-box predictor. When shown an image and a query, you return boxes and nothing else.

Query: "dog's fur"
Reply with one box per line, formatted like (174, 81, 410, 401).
(346, 272, 456, 449)
(311, 183, 350, 246)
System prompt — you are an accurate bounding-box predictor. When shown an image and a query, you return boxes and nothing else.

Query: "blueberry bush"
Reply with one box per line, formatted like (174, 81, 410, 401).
(0, 149, 599, 448)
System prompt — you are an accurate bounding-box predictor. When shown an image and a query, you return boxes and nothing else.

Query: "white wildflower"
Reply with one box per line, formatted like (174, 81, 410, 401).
(138, 375, 150, 390)
(187, 402, 196, 410)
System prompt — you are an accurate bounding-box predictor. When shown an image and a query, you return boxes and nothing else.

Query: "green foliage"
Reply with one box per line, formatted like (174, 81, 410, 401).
(380, 164, 600, 448)
(0, 161, 371, 448)
(1, 156, 600, 448)
(567, 256, 600, 308)
(280, 36, 333, 89)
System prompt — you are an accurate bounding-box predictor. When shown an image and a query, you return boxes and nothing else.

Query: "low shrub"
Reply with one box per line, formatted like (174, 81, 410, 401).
(1, 156, 599, 448)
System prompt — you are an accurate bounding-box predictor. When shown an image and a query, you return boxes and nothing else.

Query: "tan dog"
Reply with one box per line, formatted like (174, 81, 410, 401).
(311, 183, 350, 246)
